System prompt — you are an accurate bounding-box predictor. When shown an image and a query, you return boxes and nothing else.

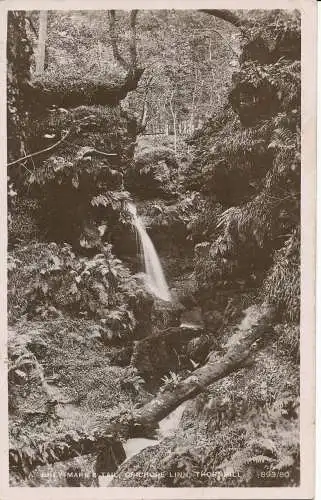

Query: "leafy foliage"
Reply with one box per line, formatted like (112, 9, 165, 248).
(8, 241, 151, 342)
(160, 370, 181, 391)
(262, 229, 300, 322)
(126, 147, 179, 199)
(8, 316, 146, 479)
(188, 10, 300, 309)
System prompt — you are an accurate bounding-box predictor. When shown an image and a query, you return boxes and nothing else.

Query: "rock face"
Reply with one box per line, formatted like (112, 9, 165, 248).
(186, 335, 211, 365)
(130, 325, 206, 380)
(95, 440, 126, 476)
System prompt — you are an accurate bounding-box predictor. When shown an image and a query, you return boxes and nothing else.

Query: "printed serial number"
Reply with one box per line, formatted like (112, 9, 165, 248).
(257, 470, 290, 479)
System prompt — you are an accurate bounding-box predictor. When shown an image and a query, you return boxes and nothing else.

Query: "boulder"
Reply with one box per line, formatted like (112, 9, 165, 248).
(130, 325, 204, 380)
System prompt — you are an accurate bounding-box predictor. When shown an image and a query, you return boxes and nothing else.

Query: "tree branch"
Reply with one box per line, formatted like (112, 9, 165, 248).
(212, 29, 241, 57)
(200, 9, 244, 28)
(7, 129, 71, 167)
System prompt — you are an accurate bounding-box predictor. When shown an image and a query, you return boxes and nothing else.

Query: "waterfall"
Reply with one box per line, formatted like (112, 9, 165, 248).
(127, 202, 171, 302)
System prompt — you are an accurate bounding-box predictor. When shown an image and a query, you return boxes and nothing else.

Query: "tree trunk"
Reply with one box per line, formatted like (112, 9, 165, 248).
(35, 11, 48, 76)
(137, 95, 149, 134)
(169, 92, 177, 153)
(7, 11, 33, 163)
(189, 71, 198, 133)
(173, 112, 177, 153)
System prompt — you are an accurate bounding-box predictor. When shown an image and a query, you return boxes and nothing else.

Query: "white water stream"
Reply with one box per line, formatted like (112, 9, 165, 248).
(99, 402, 188, 486)
(127, 202, 171, 302)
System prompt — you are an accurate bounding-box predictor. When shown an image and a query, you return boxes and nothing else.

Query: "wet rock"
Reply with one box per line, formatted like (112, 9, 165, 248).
(96, 439, 126, 476)
(186, 335, 211, 365)
(202, 309, 224, 332)
(130, 325, 203, 380)
(180, 306, 204, 328)
(109, 345, 133, 367)
(195, 241, 211, 258)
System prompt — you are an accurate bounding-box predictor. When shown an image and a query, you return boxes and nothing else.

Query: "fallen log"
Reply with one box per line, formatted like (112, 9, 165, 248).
(133, 303, 275, 425)
(9, 302, 275, 476)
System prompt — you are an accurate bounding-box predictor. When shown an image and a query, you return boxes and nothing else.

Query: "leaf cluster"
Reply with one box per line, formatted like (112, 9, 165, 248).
(8, 241, 150, 342)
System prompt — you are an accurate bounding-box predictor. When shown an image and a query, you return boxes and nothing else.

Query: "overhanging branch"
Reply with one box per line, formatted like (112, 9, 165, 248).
(7, 129, 71, 167)
(200, 9, 244, 28)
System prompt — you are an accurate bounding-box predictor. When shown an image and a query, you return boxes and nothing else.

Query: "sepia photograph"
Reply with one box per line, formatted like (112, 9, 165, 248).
(2, 2, 316, 498)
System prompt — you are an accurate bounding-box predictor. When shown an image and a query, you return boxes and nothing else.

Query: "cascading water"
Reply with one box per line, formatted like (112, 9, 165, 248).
(99, 402, 188, 486)
(127, 202, 171, 302)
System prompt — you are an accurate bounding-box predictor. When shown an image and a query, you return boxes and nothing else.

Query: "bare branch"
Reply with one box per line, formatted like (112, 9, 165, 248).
(212, 29, 241, 57)
(7, 129, 71, 167)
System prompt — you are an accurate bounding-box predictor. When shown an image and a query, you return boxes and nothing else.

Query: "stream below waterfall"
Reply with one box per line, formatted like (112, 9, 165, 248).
(98, 401, 188, 487)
